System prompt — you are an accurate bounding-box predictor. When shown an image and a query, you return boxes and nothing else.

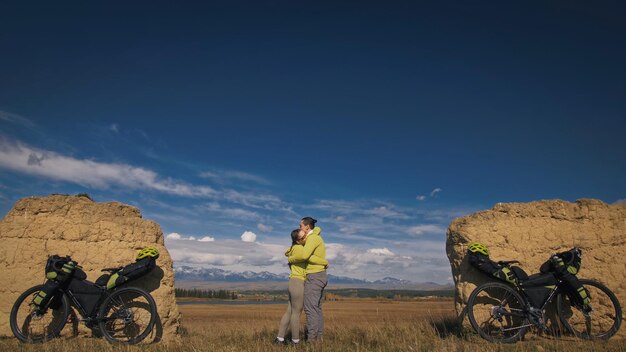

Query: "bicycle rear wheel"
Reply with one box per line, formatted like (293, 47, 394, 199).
(557, 279, 622, 340)
(98, 287, 157, 344)
(467, 282, 529, 343)
(10, 285, 70, 343)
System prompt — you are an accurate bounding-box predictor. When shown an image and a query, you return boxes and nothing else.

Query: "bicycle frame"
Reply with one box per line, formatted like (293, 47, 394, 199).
(521, 277, 563, 311)
(501, 278, 565, 332)
(537, 281, 562, 310)
(60, 286, 113, 324)
(491, 277, 564, 333)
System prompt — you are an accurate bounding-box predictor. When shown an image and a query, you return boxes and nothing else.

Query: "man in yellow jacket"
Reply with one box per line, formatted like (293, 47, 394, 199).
(288, 216, 328, 342)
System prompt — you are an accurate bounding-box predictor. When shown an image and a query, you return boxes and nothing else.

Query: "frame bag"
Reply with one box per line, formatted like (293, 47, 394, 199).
(67, 276, 103, 317)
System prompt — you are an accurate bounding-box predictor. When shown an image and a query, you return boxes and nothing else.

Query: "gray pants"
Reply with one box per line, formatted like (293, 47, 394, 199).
(304, 271, 328, 340)
(278, 278, 305, 340)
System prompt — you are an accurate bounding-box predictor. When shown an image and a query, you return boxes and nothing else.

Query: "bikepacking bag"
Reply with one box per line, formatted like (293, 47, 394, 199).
(520, 273, 558, 308)
(30, 280, 61, 312)
(45, 255, 76, 282)
(31, 255, 78, 312)
(540, 248, 582, 276)
(467, 251, 523, 286)
(104, 257, 156, 290)
(540, 248, 590, 307)
(67, 277, 103, 317)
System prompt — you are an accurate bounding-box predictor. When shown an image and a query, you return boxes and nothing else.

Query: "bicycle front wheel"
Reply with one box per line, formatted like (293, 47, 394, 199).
(467, 282, 529, 343)
(557, 279, 622, 340)
(10, 285, 70, 343)
(98, 287, 157, 344)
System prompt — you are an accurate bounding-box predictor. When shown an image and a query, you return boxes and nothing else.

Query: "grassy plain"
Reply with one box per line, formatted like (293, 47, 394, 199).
(1, 298, 624, 351)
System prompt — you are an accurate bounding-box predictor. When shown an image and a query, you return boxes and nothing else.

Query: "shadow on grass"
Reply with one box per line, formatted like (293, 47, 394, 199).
(429, 317, 465, 338)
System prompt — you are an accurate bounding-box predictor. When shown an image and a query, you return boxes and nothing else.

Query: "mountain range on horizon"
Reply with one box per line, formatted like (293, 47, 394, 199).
(174, 265, 451, 290)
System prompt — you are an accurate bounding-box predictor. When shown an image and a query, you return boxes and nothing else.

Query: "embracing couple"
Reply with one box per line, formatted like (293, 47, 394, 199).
(274, 217, 328, 345)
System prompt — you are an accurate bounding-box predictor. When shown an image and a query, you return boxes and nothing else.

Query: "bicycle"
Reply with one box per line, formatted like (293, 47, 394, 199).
(466, 254, 622, 343)
(10, 254, 158, 344)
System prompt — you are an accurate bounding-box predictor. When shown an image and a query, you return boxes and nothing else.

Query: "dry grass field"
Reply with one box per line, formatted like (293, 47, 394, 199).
(1, 299, 624, 351)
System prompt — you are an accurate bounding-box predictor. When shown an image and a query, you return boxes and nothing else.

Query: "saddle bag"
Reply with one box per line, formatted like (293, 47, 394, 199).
(467, 251, 523, 286)
(105, 257, 156, 290)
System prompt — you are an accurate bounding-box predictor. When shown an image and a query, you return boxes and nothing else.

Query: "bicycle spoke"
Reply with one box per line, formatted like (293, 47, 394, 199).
(557, 279, 622, 340)
(98, 288, 156, 344)
(468, 283, 528, 343)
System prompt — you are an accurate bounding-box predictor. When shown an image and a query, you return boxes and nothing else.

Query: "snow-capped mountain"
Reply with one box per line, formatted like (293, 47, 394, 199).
(173, 266, 441, 287)
(373, 277, 413, 285)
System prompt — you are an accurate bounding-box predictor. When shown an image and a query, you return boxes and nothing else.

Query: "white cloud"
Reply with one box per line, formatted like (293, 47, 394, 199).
(166, 232, 182, 240)
(109, 123, 119, 133)
(257, 223, 273, 232)
(0, 138, 216, 197)
(166, 238, 285, 269)
(204, 202, 262, 220)
(430, 188, 442, 197)
(407, 224, 445, 236)
(0, 111, 36, 128)
(165, 232, 200, 241)
(198, 236, 215, 242)
(241, 231, 257, 242)
(367, 248, 395, 256)
(614, 199, 626, 204)
(221, 189, 282, 209)
(199, 169, 270, 185)
(416, 195, 427, 201)
(368, 206, 410, 219)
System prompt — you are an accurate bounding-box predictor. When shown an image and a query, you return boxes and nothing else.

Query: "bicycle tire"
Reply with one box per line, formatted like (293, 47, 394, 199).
(10, 285, 70, 343)
(557, 279, 622, 340)
(98, 287, 157, 344)
(467, 281, 529, 343)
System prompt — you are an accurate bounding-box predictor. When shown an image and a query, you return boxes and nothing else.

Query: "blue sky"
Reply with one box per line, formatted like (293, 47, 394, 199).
(1, 1, 625, 283)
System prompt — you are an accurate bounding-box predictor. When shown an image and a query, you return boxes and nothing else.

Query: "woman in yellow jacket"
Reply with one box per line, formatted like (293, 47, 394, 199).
(274, 227, 327, 345)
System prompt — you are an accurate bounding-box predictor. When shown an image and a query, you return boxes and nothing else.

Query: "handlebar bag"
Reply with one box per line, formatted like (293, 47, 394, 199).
(45, 255, 76, 282)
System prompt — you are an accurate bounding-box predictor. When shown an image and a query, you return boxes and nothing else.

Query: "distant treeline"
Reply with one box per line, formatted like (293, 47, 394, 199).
(326, 289, 454, 299)
(237, 288, 454, 299)
(175, 288, 237, 299)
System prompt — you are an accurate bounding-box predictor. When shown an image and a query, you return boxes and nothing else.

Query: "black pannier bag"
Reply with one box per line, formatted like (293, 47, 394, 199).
(467, 251, 526, 286)
(67, 274, 103, 317)
(104, 257, 156, 290)
(30, 280, 61, 313)
(520, 273, 558, 308)
(540, 247, 590, 308)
